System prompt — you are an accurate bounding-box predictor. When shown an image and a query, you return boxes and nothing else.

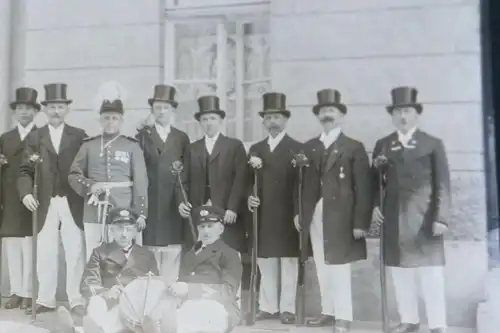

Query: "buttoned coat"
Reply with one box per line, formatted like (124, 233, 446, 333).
(68, 135, 148, 224)
(0, 126, 37, 237)
(184, 135, 247, 252)
(80, 242, 159, 299)
(178, 239, 242, 332)
(17, 125, 87, 232)
(246, 134, 303, 258)
(372, 130, 451, 267)
(136, 126, 190, 246)
(302, 133, 372, 265)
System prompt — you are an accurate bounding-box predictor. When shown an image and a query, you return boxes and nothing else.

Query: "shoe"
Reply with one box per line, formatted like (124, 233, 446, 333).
(4, 295, 23, 309)
(280, 312, 295, 324)
(430, 328, 446, 333)
(25, 303, 56, 315)
(56, 306, 76, 333)
(20, 298, 32, 310)
(390, 323, 420, 333)
(306, 314, 335, 327)
(256, 311, 279, 320)
(334, 320, 351, 333)
(83, 316, 105, 333)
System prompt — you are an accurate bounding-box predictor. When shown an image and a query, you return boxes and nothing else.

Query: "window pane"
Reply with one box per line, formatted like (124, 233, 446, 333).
(243, 21, 270, 81)
(175, 22, 218, 80)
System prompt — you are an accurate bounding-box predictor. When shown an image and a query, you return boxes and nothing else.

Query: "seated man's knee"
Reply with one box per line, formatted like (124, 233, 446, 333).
(177, 300, 228, 333)
(87, 295, 108, 318)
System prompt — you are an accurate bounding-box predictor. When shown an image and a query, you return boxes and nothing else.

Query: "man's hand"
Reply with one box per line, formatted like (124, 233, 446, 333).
(105, 285, 123, 299)
(22, 194, 39, 212)
(90, 182, 107, 195)
(168, 282, 189, 298)
(372, 206, 384, 225)
(353, 229, 366, 240)
(179, 202, 192, 218)
(248, 195, 260, 212)
(432, 222, 448, 236)
(137, 216, 146, 231)
(293, 215, 301, 232)
(0, 154, 8, 165)
(224, 210, 237, 224)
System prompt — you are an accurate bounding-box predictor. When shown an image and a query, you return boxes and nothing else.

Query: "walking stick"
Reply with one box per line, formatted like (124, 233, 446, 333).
(374, 150, 389, 333)
(171, 161, 197, 242)
(0, 152, 6, 307)
(29, 148, 43, 322)
(247, 155, 262, 326)
(292, 152, 310, 326)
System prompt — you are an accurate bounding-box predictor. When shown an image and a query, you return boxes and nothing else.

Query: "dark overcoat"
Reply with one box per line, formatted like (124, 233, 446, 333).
(247, 135, 302, 258)
(372, 130, 451, 267)
(178, 239, 242, 332)
(184, 135, 247, 252)
(0, 126, 37, 237)
(136, 126, 191, 246)
(302, 133, 372, 265)
(17, 125, 87, 233)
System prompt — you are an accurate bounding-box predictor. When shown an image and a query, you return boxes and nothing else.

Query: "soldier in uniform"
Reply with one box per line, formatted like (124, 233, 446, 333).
(18, 83, 87, 315)
(246, 92, 302, 324)
(69, 98, 148, 260)
(301, 89, 372, 332)
(136, 84, 190, 283)
(0, 87, 39, 309)
(372, 87, 450, 333)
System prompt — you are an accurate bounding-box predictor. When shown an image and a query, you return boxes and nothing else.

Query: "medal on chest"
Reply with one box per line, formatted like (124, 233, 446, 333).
(339, 166, 345, 179)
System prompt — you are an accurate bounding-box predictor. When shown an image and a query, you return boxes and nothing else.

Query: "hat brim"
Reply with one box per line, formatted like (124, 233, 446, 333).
(148, 98, 179, 108)
(386, 103, 422, 114)
(258, 110, 291, 118)
(10, 101, 41, 111)
(194, 110, 226, 121)
(41, 99, 73, 106)
(109, 219, 137, 226)
(313, 103, 347, 115)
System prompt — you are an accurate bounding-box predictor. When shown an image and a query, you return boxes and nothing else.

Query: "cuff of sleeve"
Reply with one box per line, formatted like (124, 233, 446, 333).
(138, 196, 147, 216)
(435, 221, 448, 227)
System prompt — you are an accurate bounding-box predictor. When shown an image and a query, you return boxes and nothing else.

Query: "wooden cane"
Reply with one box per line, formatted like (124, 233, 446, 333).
(170, 161, 197, 242)
(377, 153, 389, 333)
(247, 172, 259, 326)
(31, 152, 41, 322)
(295, 165, 307, 326)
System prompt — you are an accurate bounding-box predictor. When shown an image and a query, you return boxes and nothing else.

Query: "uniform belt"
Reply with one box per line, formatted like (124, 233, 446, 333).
(100, 181, 133, 189)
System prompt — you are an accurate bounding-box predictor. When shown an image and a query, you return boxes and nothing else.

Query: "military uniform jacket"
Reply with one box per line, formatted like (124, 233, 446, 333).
(302, 133, 372, 265)
(0, 126, 37, 237)
(247, 134, 303, 258)
(185, 135, 247, 251)
(372, 130, 451, 267)
(136, 126, 190, 246)
(80, 242, 159, 299)
(68, 135, 148, 224)
(17, 125, 87, 233)
(178, 239, 242, 331)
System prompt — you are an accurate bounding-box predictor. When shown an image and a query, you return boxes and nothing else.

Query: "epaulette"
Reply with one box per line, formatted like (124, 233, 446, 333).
(83, 135, 100, 142)
(123, 135, 139, 142)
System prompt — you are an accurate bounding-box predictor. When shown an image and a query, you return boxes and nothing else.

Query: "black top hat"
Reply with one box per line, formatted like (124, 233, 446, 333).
(41, 83, 73, 106)
(10, 87, 41, 111)
(192, 205, 225, 225)
(107, 208, 139, 225)
(148, 84, 178, 108)
(194, 95, 226, 121)
(258, 92, 291, 118)
(386, 86, 423, 114)
(100, 99, 125, 115)
(312, 89, 347, 114)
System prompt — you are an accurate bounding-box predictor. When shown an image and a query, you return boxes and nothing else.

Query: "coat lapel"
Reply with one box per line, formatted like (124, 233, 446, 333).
(39, 126, 57, 155)
(58, 125, 75, 154)
(195, 140, 207, 170)
(324, 133, 346, 173)
(107, 243, 128, 269)
(183, 241, 221, 273)
(209, 135, 224, 163)
(161, 129, 178, 155)
(309, 138, 323, 172)
(401, 130, 428, 162)
(149, 127, 166, 155)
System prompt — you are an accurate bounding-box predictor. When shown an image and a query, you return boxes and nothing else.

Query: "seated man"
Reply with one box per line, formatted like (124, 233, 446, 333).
(79, 207, 159, 333)
(164, 205, 243, 333)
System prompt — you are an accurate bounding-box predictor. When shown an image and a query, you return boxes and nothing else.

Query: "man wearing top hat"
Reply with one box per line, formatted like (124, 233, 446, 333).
(372, 87, 450, 333)
(69, 98, 148, 261)
(18, 83, 88, 315)
(300, 89, 372, 332)
(0, 87, 40, 309)
(135, 84, 190, 284)
(246, 92, 303, 324)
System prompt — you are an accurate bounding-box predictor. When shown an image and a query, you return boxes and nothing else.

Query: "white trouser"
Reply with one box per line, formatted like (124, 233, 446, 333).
(391, 266, 447, 329)
(146, 245, 182, 284)
(87, 296, 125, 333)
(84, 223, 143, 262)
(4, 237, 32, 298)
(309, 199, 353, 321)
(257, 257, 298, 314)
(37, 196, 85, 308)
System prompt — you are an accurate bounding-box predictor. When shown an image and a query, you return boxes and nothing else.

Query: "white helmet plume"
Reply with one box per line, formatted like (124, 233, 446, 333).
(93, 81, 128, 112)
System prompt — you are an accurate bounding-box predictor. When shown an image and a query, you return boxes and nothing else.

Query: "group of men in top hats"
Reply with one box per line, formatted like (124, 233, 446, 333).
(0, 81, 450, 333)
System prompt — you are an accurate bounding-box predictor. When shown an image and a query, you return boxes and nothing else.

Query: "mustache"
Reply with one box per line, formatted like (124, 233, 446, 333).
(319, 116, 335, 123)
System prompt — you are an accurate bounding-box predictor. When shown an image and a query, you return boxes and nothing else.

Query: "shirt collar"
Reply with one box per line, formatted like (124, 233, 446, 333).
(155, 122, 171, 134)
(205, 132, 221, 143)
(48, 123, 65, 133)
(268, 131, 286, 144)
(319, 127, 341, 142)
(397, 127, 417, 142)
(17, 122, 34, 134)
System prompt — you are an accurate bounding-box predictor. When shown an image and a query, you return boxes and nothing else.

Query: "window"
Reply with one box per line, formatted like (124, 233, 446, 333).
(164, 10, 270, 143)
